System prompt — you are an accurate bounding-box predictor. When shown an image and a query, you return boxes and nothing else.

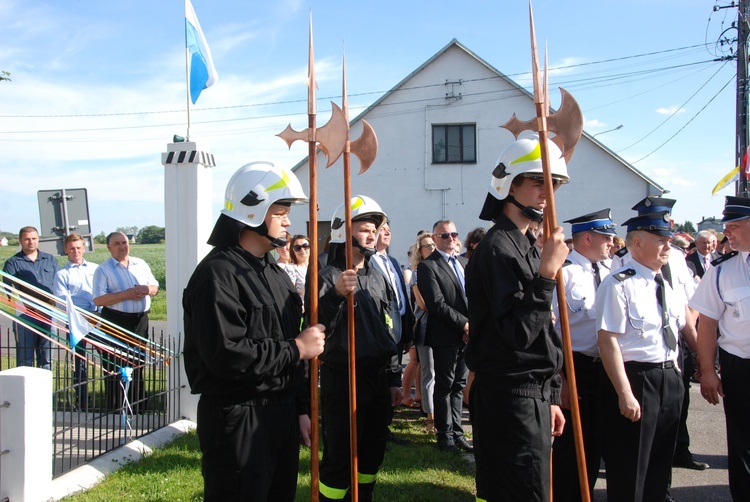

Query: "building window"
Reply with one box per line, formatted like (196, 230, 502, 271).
(432, 124, 476, 164)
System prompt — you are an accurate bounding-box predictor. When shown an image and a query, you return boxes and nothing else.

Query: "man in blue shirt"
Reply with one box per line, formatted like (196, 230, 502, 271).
(2, 226, 59, 370)
(54, 233, 98, 410)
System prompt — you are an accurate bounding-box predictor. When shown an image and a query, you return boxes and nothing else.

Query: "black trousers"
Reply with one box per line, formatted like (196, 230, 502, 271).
(601, 362, 683, 502)
(319, 363, 390, 499)
(552, 353, 603, 502)
(99, 307, 148, 412)
(470, 374, 552, 502)
(719, 348, 750, 500)
(674, 339, 695, 458)
(197, 395, 299, 502)
(432, 344, 468, 440)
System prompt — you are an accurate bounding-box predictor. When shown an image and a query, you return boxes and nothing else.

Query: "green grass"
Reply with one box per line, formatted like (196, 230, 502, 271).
(63, 409, 476, 501)
(0, 243, 167, 321)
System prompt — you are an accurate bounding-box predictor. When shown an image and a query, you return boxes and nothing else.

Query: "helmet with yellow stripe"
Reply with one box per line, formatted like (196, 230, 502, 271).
(221, 161, 308, 228)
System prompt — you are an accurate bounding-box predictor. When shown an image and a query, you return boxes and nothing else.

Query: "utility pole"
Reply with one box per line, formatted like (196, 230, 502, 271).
(737, 0, 749, 196)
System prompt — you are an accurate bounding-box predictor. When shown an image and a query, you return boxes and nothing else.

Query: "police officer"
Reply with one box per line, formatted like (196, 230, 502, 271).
(596, 209, 686, 501)
(691, 195, 750, 499)
(465, 134, 569, 501)
(183, 162, 326, 502)
(552, 208, 616, 501)
(315, 196, 401, 502)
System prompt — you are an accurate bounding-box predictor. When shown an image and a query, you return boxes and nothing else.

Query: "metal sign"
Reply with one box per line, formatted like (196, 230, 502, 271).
(36, 188, 93, 256)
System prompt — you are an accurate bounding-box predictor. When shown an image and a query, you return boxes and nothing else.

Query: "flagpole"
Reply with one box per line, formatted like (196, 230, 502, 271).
(183, 1, 191, 141)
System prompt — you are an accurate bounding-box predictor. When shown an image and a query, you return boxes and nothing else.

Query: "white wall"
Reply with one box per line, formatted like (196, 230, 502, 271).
(295, 43, 660, 265)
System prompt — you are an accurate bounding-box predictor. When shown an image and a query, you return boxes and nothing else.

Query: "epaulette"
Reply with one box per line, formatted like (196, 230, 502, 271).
(712, 250, 738, 267)
(612, 269, 636, 282)
(562, 259, 573, 267)
(615, 247, 629, 258)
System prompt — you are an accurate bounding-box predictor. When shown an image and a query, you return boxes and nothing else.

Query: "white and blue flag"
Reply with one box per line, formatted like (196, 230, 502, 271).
(185, 0, 218, 104)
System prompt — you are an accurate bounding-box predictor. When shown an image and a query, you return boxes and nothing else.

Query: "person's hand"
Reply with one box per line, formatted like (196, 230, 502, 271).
(334, 269, 358, 297)
(618, 390, 641, 422)
(295, 324, 325, 360)
(699, 370, 724, 405)
(538, 227, 568, 279)
(551, 405, 565, 436)
(299, 414, 312, 447)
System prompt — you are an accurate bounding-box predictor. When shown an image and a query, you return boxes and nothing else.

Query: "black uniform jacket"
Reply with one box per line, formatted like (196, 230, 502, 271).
(183, 246, 307, 411)
(465, 214, 562, 403)
(314, 255, 401, 387)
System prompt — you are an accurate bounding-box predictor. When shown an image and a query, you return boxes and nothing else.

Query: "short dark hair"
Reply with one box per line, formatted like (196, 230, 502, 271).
(19, 226, 38, 238)
(106, 231, 127, 245)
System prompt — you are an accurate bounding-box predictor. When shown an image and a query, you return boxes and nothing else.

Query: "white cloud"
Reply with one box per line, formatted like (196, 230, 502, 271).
(656, 106, 685, 115)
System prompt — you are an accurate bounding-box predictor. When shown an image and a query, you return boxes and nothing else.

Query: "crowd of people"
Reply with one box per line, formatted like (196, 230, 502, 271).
(6, 135, 750, 501)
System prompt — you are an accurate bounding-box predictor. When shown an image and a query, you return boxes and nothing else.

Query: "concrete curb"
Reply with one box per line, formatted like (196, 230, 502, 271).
(49, 419, 196, 501)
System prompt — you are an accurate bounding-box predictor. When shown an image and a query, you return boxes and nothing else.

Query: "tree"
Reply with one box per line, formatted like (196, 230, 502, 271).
(116, 226, 139, 239)
(683, 220, 696, 234)
(0, 71, 10, 82)
(94, 231, 107, 245)
(137, 225, 165, 244)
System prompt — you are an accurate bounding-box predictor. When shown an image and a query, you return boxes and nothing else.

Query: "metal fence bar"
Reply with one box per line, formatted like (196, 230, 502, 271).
(0, 324, 181, 478)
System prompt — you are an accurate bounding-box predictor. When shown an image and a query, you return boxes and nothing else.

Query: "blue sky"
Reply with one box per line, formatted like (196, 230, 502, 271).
(0, 0, 739, 237)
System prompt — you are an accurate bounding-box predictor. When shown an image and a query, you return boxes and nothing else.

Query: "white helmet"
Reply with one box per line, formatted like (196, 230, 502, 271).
(221, 161, 308, 228)
(488, 134, 569, 202)
(329, 195, 387, 244)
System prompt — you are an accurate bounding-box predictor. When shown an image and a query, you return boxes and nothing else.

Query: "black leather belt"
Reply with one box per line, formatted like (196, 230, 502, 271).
(625, 360, 676, 369)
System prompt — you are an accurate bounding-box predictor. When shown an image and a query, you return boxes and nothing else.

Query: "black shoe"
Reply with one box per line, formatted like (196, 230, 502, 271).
(672, 452, 709, 470)
(454, 436, 474, 453)
(437, 437, 458, 452)
(386, 430, 410, 446)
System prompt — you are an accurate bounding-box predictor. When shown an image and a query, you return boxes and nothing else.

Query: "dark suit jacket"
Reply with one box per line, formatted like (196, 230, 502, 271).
(686, 251, 718, 278)
(372, 253, 414, 346)
(416, 251, 468, 348)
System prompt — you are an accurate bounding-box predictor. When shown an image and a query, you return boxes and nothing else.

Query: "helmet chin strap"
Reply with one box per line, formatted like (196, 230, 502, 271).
(508, 196, 544, 223)
(253, 222, 288, 248)
(352, 237, 376, 258)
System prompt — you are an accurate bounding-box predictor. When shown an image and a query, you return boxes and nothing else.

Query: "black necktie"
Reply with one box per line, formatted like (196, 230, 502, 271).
(591, 262, 601, 289)
(654, 273, 677, 351)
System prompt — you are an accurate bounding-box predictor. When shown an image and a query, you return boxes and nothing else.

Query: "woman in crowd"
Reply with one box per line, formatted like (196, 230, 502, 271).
(289, 235, 310, 300)
(400, 241, 422, 409)
(462, 227, 486, 260)
(410, 230, 437, 432)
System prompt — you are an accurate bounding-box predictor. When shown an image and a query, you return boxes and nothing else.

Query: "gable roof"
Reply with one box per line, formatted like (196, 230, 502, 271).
(292, 38, 664, 193)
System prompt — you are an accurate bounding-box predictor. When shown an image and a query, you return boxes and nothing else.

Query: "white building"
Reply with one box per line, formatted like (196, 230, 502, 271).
(293, 39, 664, 264)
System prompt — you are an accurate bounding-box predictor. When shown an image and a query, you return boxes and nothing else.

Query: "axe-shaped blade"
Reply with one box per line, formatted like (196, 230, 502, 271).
(318, 102, 348, 167)
(349, 120, 378, 174)
(276, 101, 348, 167)
(501, 87, 583, 160)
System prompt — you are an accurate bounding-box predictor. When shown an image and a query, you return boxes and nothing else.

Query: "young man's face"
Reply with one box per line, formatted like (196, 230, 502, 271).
(353, 220, 378, 251)
(264, 204, 292, 244)
(510, 176, 558, 212)
(65, 239, 86, 265)
(377, 223, 392, 250)
(433, 222, 459, 255)
(590, 232, 614, 262)
(19, 230, 39, 255)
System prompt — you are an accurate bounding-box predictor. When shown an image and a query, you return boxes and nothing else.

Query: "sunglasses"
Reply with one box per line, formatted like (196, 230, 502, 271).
(293, 243, 310, 252)
(436, 232, 459, 240)
(420, 242, 436, 249)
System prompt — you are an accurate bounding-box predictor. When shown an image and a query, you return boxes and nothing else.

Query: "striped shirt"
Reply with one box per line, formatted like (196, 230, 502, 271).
(93, 256, 158, 313)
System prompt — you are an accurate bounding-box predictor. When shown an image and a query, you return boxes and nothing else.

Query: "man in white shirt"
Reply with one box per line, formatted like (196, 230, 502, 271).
(691, 196, 750, 499)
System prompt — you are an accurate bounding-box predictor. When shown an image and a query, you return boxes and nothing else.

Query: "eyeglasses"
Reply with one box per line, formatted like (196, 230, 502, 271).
(436, 232, 459, 240)
(293, 243, 310, 252)
(420, 242, 436, 250)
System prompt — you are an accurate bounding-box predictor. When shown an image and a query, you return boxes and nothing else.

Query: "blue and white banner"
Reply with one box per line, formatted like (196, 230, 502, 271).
(185, 0, 218, 104)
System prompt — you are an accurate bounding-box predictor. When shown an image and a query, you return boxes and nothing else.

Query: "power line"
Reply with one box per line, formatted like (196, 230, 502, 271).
(631, 75, 735, 164)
